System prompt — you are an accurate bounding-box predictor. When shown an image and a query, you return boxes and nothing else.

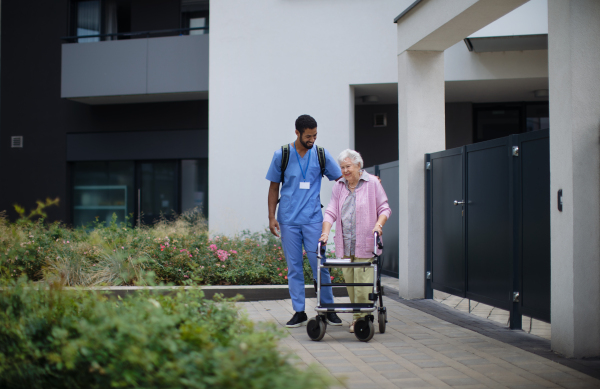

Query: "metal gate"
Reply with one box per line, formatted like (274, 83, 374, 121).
(365, 161, 399, 278)
(425, 130, 550, 328)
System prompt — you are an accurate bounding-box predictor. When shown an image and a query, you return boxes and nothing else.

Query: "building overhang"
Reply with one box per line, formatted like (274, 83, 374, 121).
(395, 0, 530, 53)
(464, 34, 547, 52)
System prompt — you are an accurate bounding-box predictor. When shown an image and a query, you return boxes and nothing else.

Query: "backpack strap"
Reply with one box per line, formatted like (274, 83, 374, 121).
(280, 144, 290, 184)
(316, 146, 326, 178)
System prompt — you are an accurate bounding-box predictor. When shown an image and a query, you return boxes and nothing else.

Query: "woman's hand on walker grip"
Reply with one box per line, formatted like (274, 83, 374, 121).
(372, 224, 382, 237)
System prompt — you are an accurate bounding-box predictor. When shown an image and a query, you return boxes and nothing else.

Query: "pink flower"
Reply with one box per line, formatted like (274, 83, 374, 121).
(257, 244, 260, 247)
(216, 249, 229, 261)
(184, 275, 189, 278)
(285, 268, 288, 271)
(278, 246, 281, 249)
(189, 254, 192, 258)
(284, 276, 288, 279)
(229, 250, 237, 254)
(277, 268, 280, 271)
(330, 276, 334, 280)
(209, 244, 218, 251)
(180, 249, 185, 252)
(279, 273, 282, 276)
(121, 246, 124, 249)
(278, 257, 282, 261)
(67, 241, 70, 244)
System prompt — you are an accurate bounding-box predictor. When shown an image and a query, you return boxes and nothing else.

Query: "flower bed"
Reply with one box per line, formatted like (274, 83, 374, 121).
(0, 211, 343, 287)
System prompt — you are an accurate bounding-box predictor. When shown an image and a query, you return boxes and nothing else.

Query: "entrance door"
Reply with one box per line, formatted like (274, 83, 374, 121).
(428, 148, 465, 296)
(138, 161, 179, 225)
(465, 138, 512, 309)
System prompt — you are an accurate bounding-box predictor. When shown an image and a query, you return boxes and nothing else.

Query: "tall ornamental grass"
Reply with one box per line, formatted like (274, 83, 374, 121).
(0, 210, 342, 287)
(0, 278, 332, 389)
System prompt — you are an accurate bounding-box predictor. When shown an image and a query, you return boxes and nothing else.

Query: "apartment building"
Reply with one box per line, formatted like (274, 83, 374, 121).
(1, 0, 210, 226)
(3, 0, 597, 358)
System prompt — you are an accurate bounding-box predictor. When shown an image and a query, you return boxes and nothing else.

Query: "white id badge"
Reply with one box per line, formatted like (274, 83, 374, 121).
(299, 182, 310, 190)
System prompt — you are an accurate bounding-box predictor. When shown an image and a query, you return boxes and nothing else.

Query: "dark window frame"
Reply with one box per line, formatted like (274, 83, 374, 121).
(472, 101, 549, 144)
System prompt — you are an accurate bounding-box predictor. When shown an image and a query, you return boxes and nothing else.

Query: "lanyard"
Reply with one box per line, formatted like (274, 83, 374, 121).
(293, 142, 311, 181)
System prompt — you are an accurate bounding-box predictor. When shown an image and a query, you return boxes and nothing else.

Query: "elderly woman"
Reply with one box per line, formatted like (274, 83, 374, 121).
(319, 149, 391, 332)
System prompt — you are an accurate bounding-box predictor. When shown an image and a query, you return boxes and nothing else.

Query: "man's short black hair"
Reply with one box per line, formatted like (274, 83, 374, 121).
(295, 115, 317, 135)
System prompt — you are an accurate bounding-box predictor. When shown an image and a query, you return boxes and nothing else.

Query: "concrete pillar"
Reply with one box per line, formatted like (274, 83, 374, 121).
(548, 0, 600, 358)
(397, 51, 446, 299)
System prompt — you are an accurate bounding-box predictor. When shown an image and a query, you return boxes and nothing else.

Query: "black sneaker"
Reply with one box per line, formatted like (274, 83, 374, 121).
(286, 311, 308, 328)
(326, 312, 342, 326)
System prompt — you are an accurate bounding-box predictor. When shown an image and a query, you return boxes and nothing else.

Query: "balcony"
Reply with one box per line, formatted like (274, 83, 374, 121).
(61, 29, 208, 105)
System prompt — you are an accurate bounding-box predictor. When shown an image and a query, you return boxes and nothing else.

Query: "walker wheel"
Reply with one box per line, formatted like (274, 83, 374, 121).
(307, 316, 327, 341)
(378, 311, 387, 333)
(354, 318, 374, 342)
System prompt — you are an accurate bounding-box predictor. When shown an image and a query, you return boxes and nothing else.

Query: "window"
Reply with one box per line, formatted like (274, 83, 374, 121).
(474, 106, 521, 142)
(181, 0, 209, 34)
(69, 0, 131, 42)
(72, 0, 102, 42)
(473, 102, 549, 143)
(181, 159, 209, 218)
(72, 159, 208, 227)
(72, 161, 135, 226)
(526, 104, 549, 132)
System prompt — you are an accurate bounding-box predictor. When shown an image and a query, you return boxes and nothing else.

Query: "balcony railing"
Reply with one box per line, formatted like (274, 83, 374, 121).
(61, 27, 208, 43)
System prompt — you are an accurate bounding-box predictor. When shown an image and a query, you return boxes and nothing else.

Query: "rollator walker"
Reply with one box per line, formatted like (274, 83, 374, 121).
(307, 232, 387, 342)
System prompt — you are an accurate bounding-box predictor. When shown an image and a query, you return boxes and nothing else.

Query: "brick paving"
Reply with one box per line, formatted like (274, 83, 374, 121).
(238, 283, 600, 389)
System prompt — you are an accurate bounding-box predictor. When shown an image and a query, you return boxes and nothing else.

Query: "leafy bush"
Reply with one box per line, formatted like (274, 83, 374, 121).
(0, 211, 343, 287)
(0, 278, 331, 389)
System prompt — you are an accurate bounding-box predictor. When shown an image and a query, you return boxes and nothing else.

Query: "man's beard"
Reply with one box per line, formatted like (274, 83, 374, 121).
(300, 138, 314, 149)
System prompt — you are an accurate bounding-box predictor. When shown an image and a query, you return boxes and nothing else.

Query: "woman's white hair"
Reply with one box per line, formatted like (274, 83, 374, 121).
(337, 149, 364, 169)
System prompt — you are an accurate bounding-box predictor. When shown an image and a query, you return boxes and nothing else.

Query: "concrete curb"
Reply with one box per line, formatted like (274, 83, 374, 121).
(65, 284, 349, 301)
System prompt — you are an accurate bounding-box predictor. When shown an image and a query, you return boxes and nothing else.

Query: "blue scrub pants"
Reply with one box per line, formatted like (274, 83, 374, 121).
(280, 222, 334, 312)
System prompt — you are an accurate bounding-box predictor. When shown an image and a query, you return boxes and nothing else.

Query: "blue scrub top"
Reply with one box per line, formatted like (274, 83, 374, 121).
(266, 144, 342, 226)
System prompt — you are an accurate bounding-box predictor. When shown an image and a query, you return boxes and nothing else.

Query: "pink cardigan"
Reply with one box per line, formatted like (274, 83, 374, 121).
(324, 173, 392, 258)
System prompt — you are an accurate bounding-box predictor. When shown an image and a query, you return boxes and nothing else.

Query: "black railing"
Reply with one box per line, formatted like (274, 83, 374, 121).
(61, 27, 208, 43)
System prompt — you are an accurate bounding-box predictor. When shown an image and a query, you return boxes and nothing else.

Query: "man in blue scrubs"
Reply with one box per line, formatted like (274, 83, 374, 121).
(266, 114, 343, 328)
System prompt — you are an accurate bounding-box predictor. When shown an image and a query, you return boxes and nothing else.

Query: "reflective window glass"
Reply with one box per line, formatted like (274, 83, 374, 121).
(73, 161, 134, 226)
(75, 0, 101, 42)
(181, 159, 208, 218)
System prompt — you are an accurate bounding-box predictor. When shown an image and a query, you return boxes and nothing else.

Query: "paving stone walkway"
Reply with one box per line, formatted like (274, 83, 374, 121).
(238, 288, 600, 388)
(379, 276, 551, 340)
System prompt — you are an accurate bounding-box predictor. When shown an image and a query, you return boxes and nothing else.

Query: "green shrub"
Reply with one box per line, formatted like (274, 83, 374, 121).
(0, 211, 343, 287)
(0, 278, 331, 389)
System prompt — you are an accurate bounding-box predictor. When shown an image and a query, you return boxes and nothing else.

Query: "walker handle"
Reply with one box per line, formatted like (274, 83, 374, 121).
(317, 241, 327, 259)
(373, 231, 383, 253)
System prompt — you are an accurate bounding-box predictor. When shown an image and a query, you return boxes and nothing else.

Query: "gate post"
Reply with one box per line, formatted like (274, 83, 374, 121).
(425, 154, 433, 299)
(509, 135, 522, 330)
